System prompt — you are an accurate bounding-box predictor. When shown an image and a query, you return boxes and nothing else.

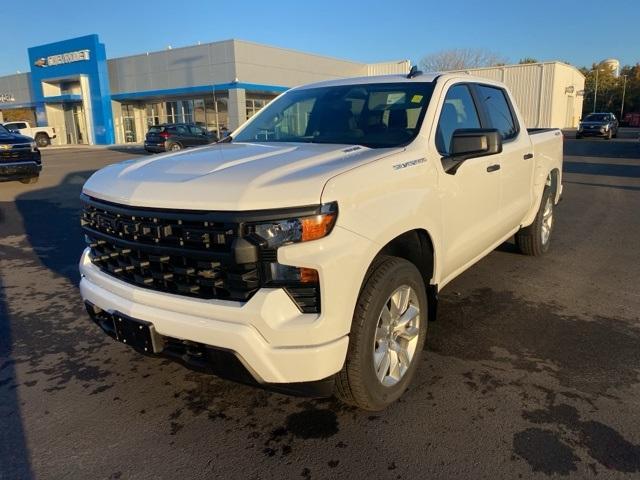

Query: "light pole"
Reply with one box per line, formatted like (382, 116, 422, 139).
(593, 67, 600, 113)
(620, 74, 628, 119)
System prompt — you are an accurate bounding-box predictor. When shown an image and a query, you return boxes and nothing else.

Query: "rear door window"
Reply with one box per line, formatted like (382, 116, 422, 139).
(174, 125, 189, 135)
(188, 125, 205, 136)
(476, 85, 518, 140)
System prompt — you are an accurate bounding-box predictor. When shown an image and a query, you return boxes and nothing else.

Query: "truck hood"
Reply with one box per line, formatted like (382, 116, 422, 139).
(0, 133, 33, 144)
(83, 142, 399, 210)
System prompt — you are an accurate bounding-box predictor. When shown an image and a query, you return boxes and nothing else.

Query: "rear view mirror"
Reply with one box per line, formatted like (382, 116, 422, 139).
(443, 128, 502, 174)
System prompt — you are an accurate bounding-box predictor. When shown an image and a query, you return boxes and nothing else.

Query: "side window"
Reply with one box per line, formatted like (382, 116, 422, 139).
(476, 85, 518, 140)
(435, 84, 481, 155)
(175, 125, 188, 135)
(189, 125, 204, 135)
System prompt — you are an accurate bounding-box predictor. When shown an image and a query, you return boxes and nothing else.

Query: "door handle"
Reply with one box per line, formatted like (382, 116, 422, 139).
(486, 164, 501, 173)
(523, 153, 534, 160)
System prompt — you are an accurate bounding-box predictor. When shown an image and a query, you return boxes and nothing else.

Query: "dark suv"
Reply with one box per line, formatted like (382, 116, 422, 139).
(144, 123, 217, 153)
(576, 113, 619, 139)
(0, 124, 41, 184)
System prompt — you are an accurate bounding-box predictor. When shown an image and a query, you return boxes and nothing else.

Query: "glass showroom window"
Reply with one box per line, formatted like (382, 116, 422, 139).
(246, 93, 278, 120)
(205, 94, 228, 137)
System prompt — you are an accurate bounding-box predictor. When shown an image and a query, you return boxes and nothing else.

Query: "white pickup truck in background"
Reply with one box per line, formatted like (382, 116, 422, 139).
(2, 121, 56, 147)
(79, 70, 563, 410)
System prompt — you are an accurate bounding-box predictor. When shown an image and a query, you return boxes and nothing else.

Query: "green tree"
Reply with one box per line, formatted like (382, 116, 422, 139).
(581, 62, 625, 117)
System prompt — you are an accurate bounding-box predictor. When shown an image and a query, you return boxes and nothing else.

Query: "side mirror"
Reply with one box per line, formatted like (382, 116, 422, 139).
(443, 128, 502, 174)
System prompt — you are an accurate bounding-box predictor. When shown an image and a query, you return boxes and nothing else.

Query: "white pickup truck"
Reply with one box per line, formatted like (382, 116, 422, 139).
(2, 121, 56, 147)
(79, 70, 562, 410)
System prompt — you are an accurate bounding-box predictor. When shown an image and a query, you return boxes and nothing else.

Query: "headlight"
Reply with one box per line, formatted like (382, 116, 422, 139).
(248, 203, 338, 304)
(30, 141, 37, 152)
(251, 202, 338, 248)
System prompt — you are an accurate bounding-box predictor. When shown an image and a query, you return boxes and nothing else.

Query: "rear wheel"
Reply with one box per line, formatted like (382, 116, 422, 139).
(335, 256, 428, 410)
(168, 142, 183, 152)
(35, 133, 50, 148)
(516, 186, 554, 256)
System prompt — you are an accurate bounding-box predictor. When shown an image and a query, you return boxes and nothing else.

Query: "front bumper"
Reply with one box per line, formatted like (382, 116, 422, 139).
(79, 231, 363, 385)
(578, 128, 607, 137)
(0, 161, 42, 182)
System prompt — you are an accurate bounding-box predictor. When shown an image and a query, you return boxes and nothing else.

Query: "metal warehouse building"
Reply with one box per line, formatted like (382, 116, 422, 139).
(454, 62, 585, 128)
(0, 34, 409, 145)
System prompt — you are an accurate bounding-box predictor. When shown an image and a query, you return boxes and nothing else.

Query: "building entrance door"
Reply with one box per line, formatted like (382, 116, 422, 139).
(63, 104, 88, 144)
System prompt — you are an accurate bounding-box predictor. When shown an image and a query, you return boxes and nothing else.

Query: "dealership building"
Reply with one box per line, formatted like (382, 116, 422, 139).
(0, 35, 409, 145)
(0, 34, 586, 146)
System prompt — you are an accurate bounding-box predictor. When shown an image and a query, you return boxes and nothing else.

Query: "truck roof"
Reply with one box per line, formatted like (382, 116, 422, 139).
(295, 72, 501, 90)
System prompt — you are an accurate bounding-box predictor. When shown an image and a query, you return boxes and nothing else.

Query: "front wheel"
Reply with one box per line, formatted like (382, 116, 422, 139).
(20, 176, 39, 185)
(335, 256, 428, 410)
(515, 186, 554, 256)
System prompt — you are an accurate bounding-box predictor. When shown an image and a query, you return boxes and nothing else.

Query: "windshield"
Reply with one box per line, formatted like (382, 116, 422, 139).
(233, 82, 435, 148)
(584, 114, 609, 122)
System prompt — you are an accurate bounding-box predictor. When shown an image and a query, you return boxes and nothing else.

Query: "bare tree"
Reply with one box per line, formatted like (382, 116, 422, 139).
(420, 48, 507, 72)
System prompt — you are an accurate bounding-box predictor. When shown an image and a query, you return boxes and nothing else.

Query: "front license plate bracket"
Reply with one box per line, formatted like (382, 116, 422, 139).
(112, 314, 164, 353)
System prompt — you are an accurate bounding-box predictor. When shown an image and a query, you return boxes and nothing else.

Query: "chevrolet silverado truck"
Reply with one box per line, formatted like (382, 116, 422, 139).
(0, 124, 42, 184)
(2, 121, 56, 147)
(79, 70, 563, 410)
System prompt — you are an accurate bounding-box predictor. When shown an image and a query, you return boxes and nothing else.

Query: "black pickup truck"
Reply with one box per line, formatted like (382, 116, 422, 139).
(0, 124, 42, 184)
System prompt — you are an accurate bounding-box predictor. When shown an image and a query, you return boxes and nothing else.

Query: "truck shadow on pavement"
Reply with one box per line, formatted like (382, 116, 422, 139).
(0, 276, 33, 480)
(0, 170, 102, 479)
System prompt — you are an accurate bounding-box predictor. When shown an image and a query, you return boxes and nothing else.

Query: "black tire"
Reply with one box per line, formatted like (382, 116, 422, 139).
(168, 142, 183, 152)
(335, 256, 428, 411)
(19, 176, 39, 185)
(515, 186, 554, 256)
(35, 133, 50, 148)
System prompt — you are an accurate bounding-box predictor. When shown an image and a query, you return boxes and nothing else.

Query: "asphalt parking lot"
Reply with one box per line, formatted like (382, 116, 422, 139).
(1, 132, 639, 479)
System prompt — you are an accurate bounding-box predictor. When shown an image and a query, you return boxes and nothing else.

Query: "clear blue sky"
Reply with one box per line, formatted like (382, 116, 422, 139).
(1, 0, 638, 76)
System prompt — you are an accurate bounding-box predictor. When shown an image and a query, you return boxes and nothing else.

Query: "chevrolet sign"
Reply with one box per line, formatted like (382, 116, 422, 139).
(0, 93, 15, 103)
(34, 49, 91, 68)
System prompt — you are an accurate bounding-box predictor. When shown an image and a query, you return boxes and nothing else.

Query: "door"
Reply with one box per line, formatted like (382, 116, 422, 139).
(122, 104, 138, 143)
(474, 84, 534, 232)
(436, 83, 502, 279)
(188, 125, 209, 145)
(63, 104, 88, 144)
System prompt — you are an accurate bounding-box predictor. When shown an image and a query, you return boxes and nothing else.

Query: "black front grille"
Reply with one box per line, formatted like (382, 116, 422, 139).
(81, 196, 321, 312)
(0, 145, 38, 163)
(81, 197, 259, 301)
